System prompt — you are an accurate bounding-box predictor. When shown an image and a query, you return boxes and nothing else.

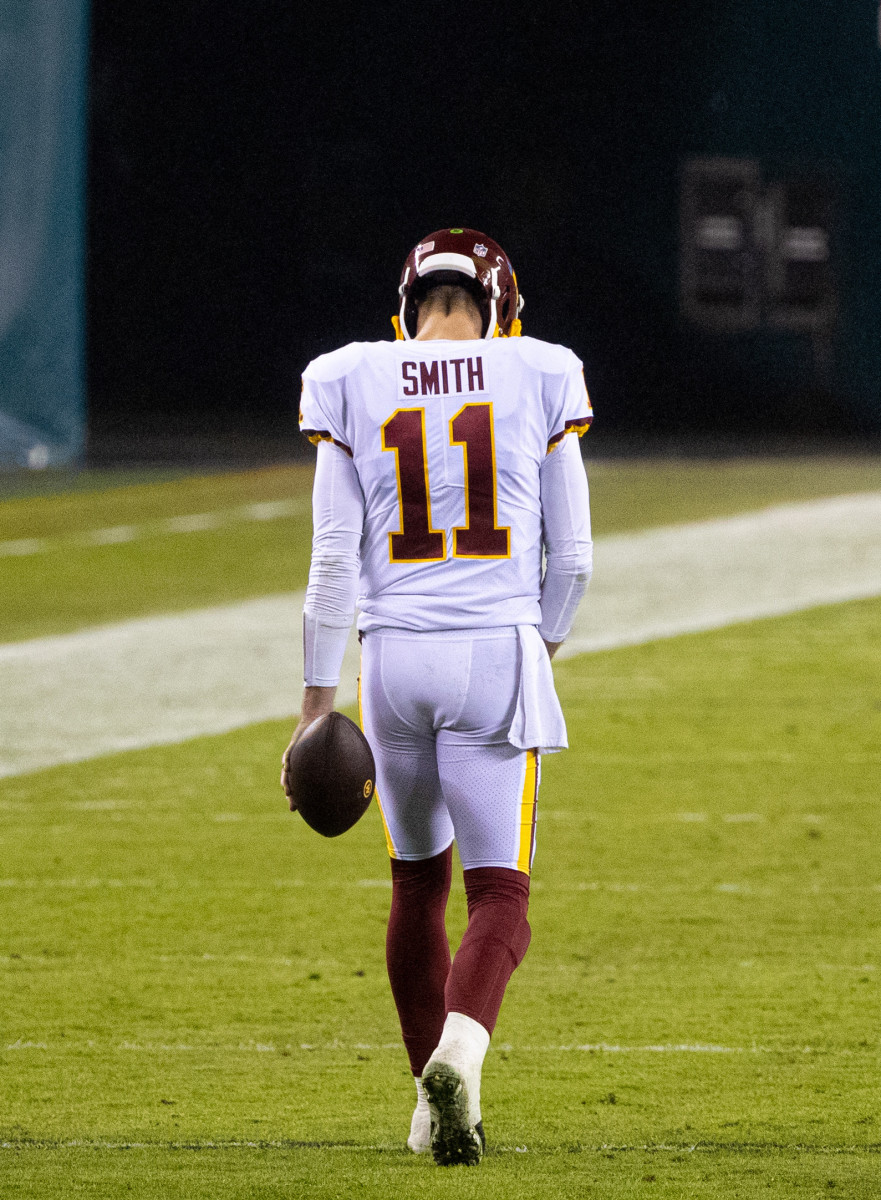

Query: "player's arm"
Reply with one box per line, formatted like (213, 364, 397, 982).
(538, 431, 593, 657)
(281, 440, 364, 808)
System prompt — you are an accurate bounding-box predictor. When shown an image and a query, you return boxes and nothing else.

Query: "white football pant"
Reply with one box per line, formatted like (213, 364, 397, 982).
(359, 627, 539, 873)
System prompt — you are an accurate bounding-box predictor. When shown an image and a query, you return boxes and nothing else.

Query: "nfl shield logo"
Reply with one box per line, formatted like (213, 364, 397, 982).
(473, 243, 488, 257)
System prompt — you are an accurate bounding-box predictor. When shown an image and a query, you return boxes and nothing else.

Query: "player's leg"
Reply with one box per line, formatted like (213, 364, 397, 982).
(387, 847, 451, 1152)
(448, 862, 533, 1027)
(423, 630, 538, 1165)
(358, 633, 455, 1150)
(422, 740, 537, 1163)
(437, 632, 538, 1029)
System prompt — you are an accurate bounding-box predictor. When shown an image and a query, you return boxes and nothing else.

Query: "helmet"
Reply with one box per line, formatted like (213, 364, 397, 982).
(394, 227, 524, 340)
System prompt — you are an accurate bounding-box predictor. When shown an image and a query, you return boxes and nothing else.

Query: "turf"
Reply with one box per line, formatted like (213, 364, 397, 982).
(3, 1146, 879, 1198)
(0, 466, 315, 642)
(2, 456, 880, 1196)
(0, 466, 197, 502)
(2, 597, 880, 1195)
(3, 455, 881, 642)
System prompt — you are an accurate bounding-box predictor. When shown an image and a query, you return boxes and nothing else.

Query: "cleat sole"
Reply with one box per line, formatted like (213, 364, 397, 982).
(423, 1062, 484, 1167)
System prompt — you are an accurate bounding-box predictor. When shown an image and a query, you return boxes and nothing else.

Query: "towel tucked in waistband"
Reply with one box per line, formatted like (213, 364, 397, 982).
(507, 625, 568, 754)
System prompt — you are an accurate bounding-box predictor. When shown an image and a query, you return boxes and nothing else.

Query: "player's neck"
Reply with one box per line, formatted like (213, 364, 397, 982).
(414, 310, 483, 341)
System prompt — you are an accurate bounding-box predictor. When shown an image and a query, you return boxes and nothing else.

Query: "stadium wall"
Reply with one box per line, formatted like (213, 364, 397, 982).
(0, 0, 90, 468)
(676, 0, 881, 432)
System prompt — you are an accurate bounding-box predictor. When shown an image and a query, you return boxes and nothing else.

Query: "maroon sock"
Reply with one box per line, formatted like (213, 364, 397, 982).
(444, 867, 531, 1035)
(386, 847, 453, 1076)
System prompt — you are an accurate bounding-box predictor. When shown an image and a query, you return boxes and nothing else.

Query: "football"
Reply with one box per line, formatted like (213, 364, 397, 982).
(286, 712, 376, 838)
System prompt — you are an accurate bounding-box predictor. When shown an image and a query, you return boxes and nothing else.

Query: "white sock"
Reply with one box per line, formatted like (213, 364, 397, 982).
(426, 1012, 490, 1126)
(434, 1011, 490, 1065)
(408, 1075, 431, 1153)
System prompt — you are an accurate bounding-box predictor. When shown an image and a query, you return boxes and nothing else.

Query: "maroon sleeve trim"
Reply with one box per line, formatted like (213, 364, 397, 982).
(300, 428, 353, 457)
(546, 413, 593, 453)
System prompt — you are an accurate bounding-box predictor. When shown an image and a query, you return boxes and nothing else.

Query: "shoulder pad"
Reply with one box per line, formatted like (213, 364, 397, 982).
(513, 336, 581, 376)
(303, 342, 365, 384)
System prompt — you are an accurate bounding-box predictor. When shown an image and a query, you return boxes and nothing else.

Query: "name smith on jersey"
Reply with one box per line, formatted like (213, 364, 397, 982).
(399, 356, 486, 398)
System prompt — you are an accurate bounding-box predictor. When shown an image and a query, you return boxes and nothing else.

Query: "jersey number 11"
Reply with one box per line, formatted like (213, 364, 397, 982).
(381, 402, 511, 563)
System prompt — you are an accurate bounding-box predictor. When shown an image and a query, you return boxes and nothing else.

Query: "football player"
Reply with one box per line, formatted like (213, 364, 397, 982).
(282, 228, 592, 1166)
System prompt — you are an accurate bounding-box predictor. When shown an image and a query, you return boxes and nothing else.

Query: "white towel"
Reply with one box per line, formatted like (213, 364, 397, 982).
(507, 625, 568, 754)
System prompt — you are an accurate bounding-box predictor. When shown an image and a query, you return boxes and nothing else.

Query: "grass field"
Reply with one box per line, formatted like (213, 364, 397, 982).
(2, 456, 881, 1198)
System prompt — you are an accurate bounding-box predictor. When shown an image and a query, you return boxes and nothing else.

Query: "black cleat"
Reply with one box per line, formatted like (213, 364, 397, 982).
(423, 1061, 484, 1166)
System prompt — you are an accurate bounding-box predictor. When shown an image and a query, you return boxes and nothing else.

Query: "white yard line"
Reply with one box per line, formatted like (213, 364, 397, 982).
(0, 498, 308, 558)
(0, 1040, 837, 1055)
(0, 1136, 870, 1153)
(1, 492, 880, 779)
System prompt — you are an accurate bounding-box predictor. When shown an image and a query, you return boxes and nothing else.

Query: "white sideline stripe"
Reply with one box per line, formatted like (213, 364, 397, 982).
(0, 1039, 857, 1055)
(0, 498, 307, 558)
(1, 492, 880, 779)
(559, 491, 881, 657)
(0, 595, 306, 779)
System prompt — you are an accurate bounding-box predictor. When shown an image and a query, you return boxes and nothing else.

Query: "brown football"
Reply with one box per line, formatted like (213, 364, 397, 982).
(287, 712, 376, 838)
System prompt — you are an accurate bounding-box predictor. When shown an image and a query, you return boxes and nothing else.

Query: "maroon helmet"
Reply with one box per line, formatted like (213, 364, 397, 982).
(395, 227, 524, 340)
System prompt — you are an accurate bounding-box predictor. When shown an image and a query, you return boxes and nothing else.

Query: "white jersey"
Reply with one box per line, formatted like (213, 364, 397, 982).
(298, 335, 592, 633)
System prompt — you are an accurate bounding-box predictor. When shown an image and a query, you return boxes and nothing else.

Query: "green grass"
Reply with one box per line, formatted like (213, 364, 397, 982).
(0, 465, 314, 539)
(2, 598, 880, 1195)
(2, 456, 881, 1196)
(585, 453, 881, 536)
(0, 466, 197, 502)
(3, 1146, 879, 1198)
(0, 466, 315, 642)
(2, 455, 881, 642)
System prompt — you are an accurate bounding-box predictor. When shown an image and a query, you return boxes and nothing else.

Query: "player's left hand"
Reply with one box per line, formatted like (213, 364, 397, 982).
(280, 686, 338, 810)
(280, 717, 321, 810)
(280, 737, 300, 811)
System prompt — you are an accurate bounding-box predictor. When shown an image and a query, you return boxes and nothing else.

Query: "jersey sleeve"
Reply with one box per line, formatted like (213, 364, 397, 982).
(303, 439, 364, 686)
(298, 371, 353, 457)
(545, 352, 593, 454)
(538, 431, 593, 642)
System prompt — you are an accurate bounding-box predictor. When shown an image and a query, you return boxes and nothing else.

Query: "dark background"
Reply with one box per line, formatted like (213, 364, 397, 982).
(86, 1, 881, 458)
